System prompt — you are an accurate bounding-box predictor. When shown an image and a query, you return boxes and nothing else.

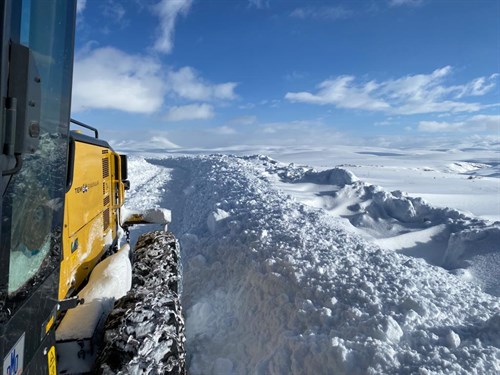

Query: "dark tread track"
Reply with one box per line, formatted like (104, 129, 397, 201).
(99, 231, 185, 374)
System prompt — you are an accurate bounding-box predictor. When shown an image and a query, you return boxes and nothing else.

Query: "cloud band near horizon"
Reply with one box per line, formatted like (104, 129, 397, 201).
(285, 67, 498, 116)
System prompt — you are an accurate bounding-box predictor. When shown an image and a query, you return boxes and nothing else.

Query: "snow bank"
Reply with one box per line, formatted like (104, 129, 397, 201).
(447, 162, 490, 174)
(124, 156, 172, 210)
(127, 155, 499, 374)
(265, 145, 499, 221)
(443, 226, 500, 295)
(261, 157, 500, 297)
(56, 244, 132, 341)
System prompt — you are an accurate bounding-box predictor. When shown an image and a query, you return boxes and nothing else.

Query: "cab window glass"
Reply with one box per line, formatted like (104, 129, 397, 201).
(5, 0, 73, 294)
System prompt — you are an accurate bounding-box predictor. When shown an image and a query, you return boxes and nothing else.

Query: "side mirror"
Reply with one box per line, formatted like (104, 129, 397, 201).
(119, 154, 128, 181)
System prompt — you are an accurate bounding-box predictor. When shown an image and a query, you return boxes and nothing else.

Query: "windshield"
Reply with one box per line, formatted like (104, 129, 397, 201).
(4, 0, 74, 295)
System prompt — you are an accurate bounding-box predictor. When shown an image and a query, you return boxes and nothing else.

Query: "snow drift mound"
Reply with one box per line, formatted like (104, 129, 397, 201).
(253, 156, 500, 297)
(447, 162, 490, 174)
(127, 155, 499, 375)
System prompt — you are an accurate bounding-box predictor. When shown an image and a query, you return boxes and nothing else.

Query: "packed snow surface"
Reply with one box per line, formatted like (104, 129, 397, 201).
(124, 151, 499, 375)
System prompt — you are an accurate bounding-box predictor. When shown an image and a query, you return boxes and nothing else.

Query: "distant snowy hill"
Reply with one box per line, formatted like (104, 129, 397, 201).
(123, 148, 499, 375)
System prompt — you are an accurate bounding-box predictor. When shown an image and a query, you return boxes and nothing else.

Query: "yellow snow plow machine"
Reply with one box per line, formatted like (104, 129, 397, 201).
(0, 1, 184, 373)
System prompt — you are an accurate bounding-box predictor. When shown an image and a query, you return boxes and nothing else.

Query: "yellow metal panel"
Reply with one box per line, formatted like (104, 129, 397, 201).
(45, 315, 55, 334)
(58, 140, 127, 300)
(47, 346, 57, 375)
(66, 142, 107, 236)
(59, 142, 112, 300)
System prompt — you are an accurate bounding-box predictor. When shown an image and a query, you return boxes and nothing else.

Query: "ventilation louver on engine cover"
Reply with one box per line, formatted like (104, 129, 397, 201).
(102, 158, 109, 178)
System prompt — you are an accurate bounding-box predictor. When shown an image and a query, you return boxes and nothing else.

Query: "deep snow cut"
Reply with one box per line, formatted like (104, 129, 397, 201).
(123, 151, 499, 375)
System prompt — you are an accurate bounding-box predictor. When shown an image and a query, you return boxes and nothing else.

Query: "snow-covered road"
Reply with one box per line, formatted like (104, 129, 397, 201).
(126, 154, 499, 375)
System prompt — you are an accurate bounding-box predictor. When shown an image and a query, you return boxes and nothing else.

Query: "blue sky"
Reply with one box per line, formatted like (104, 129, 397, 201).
(72, 0, 499, 149)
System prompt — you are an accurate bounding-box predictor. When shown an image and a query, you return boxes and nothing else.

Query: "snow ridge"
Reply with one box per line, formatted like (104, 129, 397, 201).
(128, 155, 499, 375)
(253, 155, 500, 297)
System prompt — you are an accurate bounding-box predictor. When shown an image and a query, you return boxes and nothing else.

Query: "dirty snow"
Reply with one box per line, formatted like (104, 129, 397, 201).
(121, 144, 499, 375)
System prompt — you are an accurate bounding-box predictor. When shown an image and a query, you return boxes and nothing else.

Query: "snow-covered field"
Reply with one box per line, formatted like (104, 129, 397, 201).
(122, 143, 499, 374)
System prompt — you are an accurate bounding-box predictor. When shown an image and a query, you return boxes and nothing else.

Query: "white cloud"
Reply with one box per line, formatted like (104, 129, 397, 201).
(248, 0, 270, 9)
(290, 6, 352, 20)
(72, 47, 165, 113)
(455, 74, 499, 98)
(467, 114, 500, 131)
(165, 103, 214, 121)
(418, 121, 463, 133)
(77, 0, 87, 14)
(260, 99, 281, 108)
(286, 75, 390, 110)
(388, 0, 424, 7)
(153, 0, 193, 54)
(418, 114, 500, 133)
(113, 133, 181, 150)
(284, 71, 306, 81)
(374, 120, 394, 127)
(285, 67, 497, 115)
(167, 67, 238, 101)
(102, 0, 126, 22)
(149, 135, 181, 148)
(72, 49, 237, 116)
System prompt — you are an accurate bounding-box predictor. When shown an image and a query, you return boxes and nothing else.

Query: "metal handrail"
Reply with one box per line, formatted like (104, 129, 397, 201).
(70, 118, 99, 138)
